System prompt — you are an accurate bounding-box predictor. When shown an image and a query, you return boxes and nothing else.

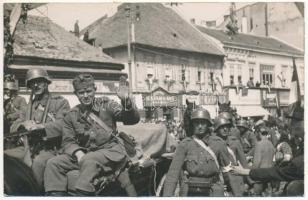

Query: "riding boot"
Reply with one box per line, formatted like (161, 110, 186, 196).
(45, 191, 67, 196)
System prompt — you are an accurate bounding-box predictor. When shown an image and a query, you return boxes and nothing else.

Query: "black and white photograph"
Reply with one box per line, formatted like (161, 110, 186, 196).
(2, 1, 305, 197)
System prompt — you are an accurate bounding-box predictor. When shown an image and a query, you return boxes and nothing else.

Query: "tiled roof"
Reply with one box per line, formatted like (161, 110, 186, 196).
(79, 14, 108, 36)
(197, 26, 303, 56)
(13, 15, 123, 65)
(89, 3, 224, 56)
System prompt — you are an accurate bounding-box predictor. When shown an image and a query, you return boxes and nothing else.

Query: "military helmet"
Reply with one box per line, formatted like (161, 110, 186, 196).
(26, 68, 51, 87)
(214, 117, 231, 131)
(236, 119, 249, 129)
(191, 108, 213, 125)
(4, 81, 18, 90)
(218, 112, 233, 121)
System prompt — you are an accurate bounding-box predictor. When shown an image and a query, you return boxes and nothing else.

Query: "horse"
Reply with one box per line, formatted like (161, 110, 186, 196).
(182, 99, 196, 137)
(218, 101, 232, 114)
(4, 154, 41, 196)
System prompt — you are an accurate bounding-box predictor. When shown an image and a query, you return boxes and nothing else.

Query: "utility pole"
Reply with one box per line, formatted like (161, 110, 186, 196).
(125, 5, 133, 95)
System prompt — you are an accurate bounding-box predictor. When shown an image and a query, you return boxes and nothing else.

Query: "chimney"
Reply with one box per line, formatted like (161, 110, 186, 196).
(241, 17, 248, 33)
(190, 18, 196, 24)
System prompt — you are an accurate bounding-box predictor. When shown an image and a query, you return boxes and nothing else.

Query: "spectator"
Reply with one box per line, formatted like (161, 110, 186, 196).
(247, 78, 254, 88)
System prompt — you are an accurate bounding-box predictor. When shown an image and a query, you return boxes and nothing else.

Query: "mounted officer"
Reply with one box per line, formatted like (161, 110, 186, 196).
(44, 73, 140, 196)
(3, 75, 26, 134)
(163, 108, 224, 196)
(5, 68, 70, 191)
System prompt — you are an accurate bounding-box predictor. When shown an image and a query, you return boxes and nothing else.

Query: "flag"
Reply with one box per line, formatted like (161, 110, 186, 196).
(289, 58, 301, 105)
(286, 58, 303, 120)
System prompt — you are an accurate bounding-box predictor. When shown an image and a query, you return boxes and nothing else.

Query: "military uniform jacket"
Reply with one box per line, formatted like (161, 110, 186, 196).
(4, 95, 27, 124)
(163, 137, 220, 196)
(206, 135, 233, 167)
(250, 154, 304, 182)
(227, 136, 248, 168)
(11, 93, 70, 139)
(62, 97, 140, 158)
(240, 130, 257, 156)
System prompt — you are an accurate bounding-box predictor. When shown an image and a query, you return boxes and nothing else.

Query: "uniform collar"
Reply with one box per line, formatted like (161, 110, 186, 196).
(33, 92, 50, 107)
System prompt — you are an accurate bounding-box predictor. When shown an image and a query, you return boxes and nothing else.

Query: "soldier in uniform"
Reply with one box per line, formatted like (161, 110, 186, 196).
(163, 108, 224, 196)
(44, 73, 140, 196)
(3, 77, 27, 134)
(213, 117, 246, 196)
(236, 119, 257, 157)
(5, 69, 70, 191)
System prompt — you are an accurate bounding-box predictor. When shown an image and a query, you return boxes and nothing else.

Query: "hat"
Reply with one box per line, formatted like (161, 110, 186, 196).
(73, 74, 95, 91)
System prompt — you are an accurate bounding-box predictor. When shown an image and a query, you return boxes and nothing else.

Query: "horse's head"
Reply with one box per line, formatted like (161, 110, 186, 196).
(186, 99, 196, 111)
(218, 100, 231, 113)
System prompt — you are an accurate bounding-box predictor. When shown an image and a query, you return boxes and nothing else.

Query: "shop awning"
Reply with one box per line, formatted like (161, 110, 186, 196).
(235, 106, 271, 117)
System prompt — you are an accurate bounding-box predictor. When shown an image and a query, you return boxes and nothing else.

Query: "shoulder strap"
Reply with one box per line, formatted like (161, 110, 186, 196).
(227, 146, 237, 164)
(193, 136, 219, 169)
(87, 111, 113, 133)
(41, 95, 51, 123)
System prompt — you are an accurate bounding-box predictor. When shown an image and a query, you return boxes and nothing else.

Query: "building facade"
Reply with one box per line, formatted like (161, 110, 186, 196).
(197, 26, 304, 116)
(83, 3, 225, 120)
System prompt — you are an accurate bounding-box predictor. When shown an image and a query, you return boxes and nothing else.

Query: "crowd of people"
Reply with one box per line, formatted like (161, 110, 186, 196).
(162, 105, 304, 196)
(3, 69, 304, 197)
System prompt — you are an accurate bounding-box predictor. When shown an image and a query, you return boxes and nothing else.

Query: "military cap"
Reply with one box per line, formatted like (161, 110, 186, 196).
(236, 119, 249, 129)
(26, 68, 51, 87)
(73, 73, 95, 91)
(214, 117, 231, 131)
(4, 80, 18, 90)
(191, 108, 213, 125)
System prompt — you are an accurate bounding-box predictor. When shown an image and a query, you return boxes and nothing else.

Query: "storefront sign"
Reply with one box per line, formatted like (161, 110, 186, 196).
(263, 92, 278, 107)
(144, 87, 179, 107)
(183, 93, 228, 105)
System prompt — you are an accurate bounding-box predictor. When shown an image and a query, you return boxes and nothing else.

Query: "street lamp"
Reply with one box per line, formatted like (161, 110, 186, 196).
(125, 5, 133, 95)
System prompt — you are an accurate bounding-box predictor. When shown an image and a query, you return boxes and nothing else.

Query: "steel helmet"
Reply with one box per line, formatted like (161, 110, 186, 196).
(236, 119, 249, 129)
(26, 68, 51, 87)
(214, 117, 231, 131)
(4, 81, 18, 90)
(218, 112, 233, 121)
(191, 108, 213, 125)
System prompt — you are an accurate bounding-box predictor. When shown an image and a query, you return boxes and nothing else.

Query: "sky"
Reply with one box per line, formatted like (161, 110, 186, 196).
(28, 2, 253, 32)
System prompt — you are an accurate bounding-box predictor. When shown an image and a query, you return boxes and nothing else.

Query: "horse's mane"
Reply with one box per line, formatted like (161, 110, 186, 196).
(4, 154, 41, 196)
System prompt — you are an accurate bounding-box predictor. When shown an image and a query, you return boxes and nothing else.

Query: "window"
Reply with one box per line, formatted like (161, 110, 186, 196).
(260, 64, 275, 86)
(250, 18, 253, 31)
(210, 72, 214, 82)
(230, 75, 234, 85)
(146, 66, 155, 79)
(197, 71, 201, 82)
(249, 68, 254, 79)
(238, 76, 242, 85)
(230, 64, 235, 86)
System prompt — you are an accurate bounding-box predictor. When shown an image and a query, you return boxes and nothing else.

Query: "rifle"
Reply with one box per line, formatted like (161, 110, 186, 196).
(4, 128, 45, 140)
